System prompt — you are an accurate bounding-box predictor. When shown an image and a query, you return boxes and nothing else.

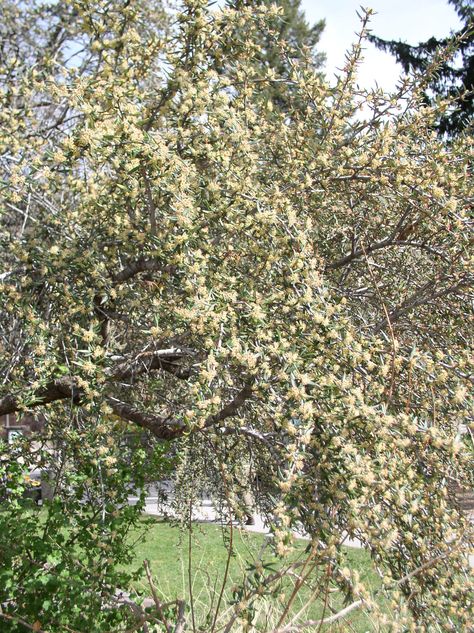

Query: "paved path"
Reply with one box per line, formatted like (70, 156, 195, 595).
(133, 494, 474, 566)
(134, 495, 364, 548)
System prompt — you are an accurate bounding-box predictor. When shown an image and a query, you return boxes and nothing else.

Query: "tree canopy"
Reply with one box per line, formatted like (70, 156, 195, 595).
(369, 0, 474, 135)
(0, 1, 473, 632)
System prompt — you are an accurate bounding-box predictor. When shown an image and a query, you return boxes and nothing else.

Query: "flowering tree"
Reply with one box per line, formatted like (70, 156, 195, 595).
(0, 1, 473, 631)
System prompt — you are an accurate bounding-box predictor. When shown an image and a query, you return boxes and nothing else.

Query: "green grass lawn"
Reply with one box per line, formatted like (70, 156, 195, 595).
(126, 518, 388, 632)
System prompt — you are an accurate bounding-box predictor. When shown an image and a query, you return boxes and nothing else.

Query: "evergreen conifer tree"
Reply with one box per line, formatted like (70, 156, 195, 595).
(229, 0, 325, 109)
(369, 0, 473, 135)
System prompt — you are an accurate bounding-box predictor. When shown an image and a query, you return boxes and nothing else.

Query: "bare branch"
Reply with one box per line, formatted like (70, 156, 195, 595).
(144, 559, 172, 633)
(0, 349, 194, 417)
(326, 237, 448, 271)
(212, 426, 282, 460)
(112, 259, 174, 284)
(271, 600, 363, 632)
(0, 374, 254, 440)
(107, 381, 255, 440)
(0, 377, 79, 417)
(107, 380, 255, 440)
(106, 396, 186, 440)
(203, 380, 255, 429)
(142, 170, 157, 237)
(110, 348, 195, 381)
(373, 274, 472, 333)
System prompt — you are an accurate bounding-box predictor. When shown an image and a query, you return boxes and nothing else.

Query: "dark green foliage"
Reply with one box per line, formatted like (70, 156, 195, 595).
(369, 0, 473, 135)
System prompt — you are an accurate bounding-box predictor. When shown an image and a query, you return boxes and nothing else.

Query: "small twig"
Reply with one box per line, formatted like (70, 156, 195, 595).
(144, 559, 172, 633)
(390, 536, 466, 590)
(275, 545, 319, 630)
(271, 600, 363, 632)
(0, 613, 48, 633)
(210, 458, 235, 633)
(314, 563, 332, 633)
(188, 499, 197, 633)
(142, 168, 157, 236)
(361, 243, 397, 402)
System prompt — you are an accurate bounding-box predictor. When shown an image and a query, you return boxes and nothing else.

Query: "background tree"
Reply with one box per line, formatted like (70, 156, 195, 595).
(222, 0, 326, 111)
(0, 1, 473, 632)
(368, 0, 473, 135)
(253, 0, 325, 80)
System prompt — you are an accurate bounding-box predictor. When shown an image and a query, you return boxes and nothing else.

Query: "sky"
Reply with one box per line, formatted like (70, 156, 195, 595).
(300, 0, 463, 90)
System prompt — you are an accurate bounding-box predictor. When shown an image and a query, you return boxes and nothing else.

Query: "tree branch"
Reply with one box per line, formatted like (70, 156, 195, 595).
(203, 380, 255, 429)
(112, 259, 174, 284)
(0, 349, 193, 417)
(110, 348, 195, 381)
(0, 368, 254, 442)
(105, 381, 255, 441)
(0, 377, 80, 417)
(213, 425, 282, 460)
(326, 237, 447, 271)
(106, 397, 186, 440)
(373, 274, 472, 333)
(271, 599, 363, 632)
(94, 259, 175, 342)
(142, 170, 157, 237)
